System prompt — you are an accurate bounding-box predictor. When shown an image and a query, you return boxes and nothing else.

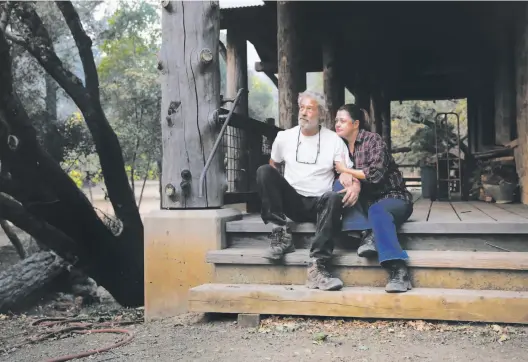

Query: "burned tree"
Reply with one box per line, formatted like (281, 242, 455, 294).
(0, 1, 143, 309)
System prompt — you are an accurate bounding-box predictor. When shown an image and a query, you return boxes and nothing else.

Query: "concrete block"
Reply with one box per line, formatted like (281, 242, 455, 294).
(237, 313, 261, 328)
(144, 208, 241, 321)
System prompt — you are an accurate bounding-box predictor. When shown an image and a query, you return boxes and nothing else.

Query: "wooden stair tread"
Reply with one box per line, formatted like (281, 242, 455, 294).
(188, 283, 528, 324)
(228, 213, 528, 234)
(208, 249, 528, 270)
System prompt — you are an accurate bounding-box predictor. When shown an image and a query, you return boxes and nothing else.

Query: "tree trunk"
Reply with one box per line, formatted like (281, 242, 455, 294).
(160, 1, 223, 208)
(0, 4, 144, 307)
(0, 251, 67, 313)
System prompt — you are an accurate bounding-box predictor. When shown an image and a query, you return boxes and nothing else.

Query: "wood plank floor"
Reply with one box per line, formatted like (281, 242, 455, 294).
(227, 200, 528, 234)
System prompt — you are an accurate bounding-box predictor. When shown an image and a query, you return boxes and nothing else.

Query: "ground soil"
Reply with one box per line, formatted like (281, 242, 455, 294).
(1, 182, 526, 361)
(1, 305, 527, 362)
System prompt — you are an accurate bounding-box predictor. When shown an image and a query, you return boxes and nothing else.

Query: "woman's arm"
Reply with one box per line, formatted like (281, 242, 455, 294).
(335, 133, 388, 184)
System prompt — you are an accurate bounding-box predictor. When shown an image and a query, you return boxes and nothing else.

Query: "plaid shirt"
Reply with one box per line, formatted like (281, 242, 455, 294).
(350, 129, 413, 205)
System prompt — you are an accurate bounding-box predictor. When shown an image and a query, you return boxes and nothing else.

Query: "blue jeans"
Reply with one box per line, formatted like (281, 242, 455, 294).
(332, 180, 413, 264)
(368, 198, 413, 264)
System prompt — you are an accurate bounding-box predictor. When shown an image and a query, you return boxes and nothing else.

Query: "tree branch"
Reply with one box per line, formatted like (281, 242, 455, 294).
(10, 2, 141, 229)
(0, 193, 78, 262)
(55, 1, 100, 99)
(0, 218, 26, 259)
(10, 2, 89, 109)
(0, 2, 13, 32)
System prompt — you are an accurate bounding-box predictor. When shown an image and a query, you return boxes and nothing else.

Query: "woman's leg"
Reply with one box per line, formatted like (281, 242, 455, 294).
(368, 198, 413, 293)
(332, 180, 372, 253)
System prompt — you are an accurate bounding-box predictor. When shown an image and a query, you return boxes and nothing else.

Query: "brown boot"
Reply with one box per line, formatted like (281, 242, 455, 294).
(264, 224, 295, 261)
(306, 258, 343, 291)
(383, 260, 412, 293)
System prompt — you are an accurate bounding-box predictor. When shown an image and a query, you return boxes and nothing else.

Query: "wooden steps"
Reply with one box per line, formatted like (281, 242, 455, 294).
(189, 284, 528, 324)
(209, 249, 528, 291)
(187, 202, 528, 324)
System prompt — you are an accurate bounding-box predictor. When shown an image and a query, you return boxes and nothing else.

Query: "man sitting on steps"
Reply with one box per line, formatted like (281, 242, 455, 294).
(256, 90, 361, 291)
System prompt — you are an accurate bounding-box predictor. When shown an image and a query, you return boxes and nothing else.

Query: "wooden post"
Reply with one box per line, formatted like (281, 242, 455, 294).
(514, 4, 528, 204)
(493, 25, 516, 146)
(277, 1, 306, 129)
(380, 89, 391, 152)
(322, 36, 344, 129)
(226, 29, 249, 192)
(369, 86, 383, 135)
(160, 1, 223, 208)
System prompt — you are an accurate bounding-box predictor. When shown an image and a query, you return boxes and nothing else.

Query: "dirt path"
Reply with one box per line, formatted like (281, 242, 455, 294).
(1, 308, 527, 362)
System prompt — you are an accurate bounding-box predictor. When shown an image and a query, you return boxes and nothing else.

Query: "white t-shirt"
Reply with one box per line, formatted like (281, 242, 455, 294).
(270, 125, 353, 197)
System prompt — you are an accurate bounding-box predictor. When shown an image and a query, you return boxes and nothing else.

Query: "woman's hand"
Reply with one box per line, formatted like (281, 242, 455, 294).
(334, 161, 348, 174)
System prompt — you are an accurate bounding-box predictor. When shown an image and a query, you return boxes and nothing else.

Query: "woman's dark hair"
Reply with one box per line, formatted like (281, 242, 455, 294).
(337, 104, 370, 130)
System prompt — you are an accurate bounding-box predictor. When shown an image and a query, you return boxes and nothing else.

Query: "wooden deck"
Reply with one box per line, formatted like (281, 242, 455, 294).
(227, 200, 528, 234)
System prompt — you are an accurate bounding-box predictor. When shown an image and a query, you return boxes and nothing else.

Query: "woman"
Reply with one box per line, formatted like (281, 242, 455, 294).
(333, 104, 414, 293)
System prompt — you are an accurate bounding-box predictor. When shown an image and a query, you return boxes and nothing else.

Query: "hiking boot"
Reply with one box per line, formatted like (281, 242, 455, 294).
(383, 260, 412, 293)
(264, 224, 294, 261)
(306, 258, 343, 291)
(357, 230, 377, 258)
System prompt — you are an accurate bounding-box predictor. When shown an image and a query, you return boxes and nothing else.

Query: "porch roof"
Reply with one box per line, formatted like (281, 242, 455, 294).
(220, 1, 519, 101)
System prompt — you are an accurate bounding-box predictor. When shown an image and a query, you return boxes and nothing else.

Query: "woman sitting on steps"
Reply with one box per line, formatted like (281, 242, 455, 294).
(332, 104, 414, 293)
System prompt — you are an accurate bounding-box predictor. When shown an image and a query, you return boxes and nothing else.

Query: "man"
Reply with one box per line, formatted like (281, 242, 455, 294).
(256, 90, 361, 291)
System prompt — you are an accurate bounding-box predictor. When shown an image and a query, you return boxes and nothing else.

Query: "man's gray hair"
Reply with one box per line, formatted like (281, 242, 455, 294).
(298, 90, 328, 123)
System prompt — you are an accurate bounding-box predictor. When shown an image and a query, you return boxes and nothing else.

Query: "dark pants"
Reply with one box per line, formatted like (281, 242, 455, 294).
(256, 165, 341, 260)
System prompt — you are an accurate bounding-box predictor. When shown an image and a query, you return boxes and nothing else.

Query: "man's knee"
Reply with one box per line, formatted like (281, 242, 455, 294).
(256, 164, 277, 182)
(321, 191, 342, 207)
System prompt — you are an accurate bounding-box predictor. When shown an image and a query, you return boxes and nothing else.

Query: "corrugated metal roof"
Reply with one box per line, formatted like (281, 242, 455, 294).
(219, 0, 265, 9)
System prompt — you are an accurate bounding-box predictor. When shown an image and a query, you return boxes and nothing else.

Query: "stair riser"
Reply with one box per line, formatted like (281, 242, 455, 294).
(214, 264, 528, 291)
(228, 233, 528, 252)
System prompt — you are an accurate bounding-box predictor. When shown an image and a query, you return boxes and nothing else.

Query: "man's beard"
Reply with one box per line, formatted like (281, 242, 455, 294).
(299, 117, 319, 130)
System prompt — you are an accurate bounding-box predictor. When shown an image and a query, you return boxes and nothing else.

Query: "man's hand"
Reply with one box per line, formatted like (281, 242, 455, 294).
(338, 184, 359, 207)
(339, 173, 354, 188)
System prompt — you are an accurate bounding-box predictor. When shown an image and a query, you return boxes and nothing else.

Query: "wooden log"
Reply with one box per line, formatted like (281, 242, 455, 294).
(160, 1, 223, 208)
(322, 35, 344, 129)
(226, 29, 248, 192)
(0, 251, 67, 313)
(277, 1, 306, 129)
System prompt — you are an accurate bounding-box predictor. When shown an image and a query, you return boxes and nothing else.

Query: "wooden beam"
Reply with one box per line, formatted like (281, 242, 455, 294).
(160, 1, 223, 208)
(189, 284, 528, 324)
(226, 29, 249, 192)
(277, 1, 306, 129)
(322, 35, 344, 129)
(255, 61, 321, 74)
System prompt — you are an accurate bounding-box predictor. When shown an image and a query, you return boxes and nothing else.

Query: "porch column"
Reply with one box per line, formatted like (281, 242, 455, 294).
(278, 1, 306, 129)
(380, 88, 391, 152)
(494, 25, 516, 146)
(226, 28, 249, 192)
(159, 0, 223, 208)
(322, 34, 344, 129)
(514, 3, 528, 203)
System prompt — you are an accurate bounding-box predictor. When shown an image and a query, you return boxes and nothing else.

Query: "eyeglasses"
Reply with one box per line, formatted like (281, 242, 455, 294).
(296, 126, 321, 164)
